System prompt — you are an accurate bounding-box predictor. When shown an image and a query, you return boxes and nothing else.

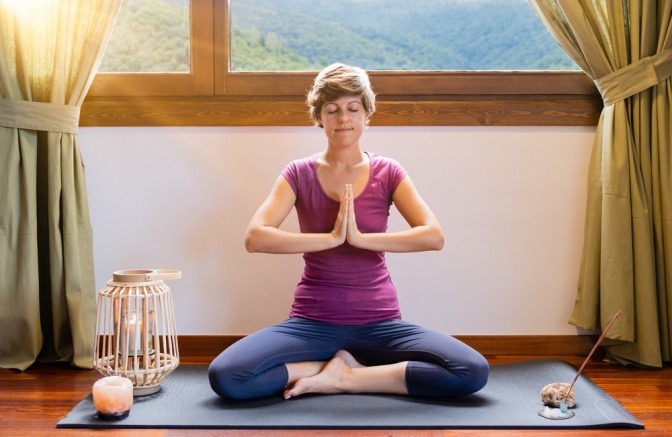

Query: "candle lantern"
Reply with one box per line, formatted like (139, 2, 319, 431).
(93, 269, 181, 396)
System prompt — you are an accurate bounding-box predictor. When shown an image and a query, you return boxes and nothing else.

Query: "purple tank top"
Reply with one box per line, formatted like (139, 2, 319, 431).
(281, 152, 407, 325)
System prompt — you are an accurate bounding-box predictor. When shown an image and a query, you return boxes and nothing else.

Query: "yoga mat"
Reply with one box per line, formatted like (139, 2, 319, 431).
(57, 359, 643, 429)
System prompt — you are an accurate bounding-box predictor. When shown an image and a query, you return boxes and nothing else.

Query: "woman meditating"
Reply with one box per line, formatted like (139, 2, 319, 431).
(208, 63, 489, 400)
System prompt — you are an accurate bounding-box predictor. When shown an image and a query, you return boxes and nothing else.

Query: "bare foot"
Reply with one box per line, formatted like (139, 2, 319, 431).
(285, 360, 328, 390)
(284, 354, 352, 399)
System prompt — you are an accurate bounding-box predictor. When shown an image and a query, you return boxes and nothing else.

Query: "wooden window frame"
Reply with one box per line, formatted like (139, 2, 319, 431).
(80, 0, 602, 127)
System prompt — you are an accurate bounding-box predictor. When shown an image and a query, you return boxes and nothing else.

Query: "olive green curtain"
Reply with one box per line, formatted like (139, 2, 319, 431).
(528, 0, 672, 367)
(0, 0, 122, 370)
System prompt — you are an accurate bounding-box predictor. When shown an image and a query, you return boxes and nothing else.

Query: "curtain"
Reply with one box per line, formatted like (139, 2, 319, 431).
(0, 0, 122, 370)
(528, 0, 672, 367)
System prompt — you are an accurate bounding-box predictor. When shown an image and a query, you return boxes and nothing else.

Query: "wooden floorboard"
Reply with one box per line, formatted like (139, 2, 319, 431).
(1, 354, 669, 436)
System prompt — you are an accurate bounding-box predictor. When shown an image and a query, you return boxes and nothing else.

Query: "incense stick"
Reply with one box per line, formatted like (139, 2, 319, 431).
(563, 309, 622, 406)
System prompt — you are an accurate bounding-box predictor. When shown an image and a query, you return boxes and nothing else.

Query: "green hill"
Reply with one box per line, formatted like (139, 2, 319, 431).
(100, 0, 189, 72)
(230, 0, 577, 71)
(100, 0, 577, 73)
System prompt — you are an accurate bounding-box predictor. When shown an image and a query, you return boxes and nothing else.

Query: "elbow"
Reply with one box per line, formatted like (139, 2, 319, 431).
(428, 226, 444, 251)
(431, 232, 445, 251)
(410, 224, 444, 252)
(244, 237, 255, 253)
(244, 224, 281, 253)
(244, 229, 259, 253)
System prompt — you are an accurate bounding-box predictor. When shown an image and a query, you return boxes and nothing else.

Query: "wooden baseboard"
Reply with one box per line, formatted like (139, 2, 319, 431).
(177, 334, 599, 358)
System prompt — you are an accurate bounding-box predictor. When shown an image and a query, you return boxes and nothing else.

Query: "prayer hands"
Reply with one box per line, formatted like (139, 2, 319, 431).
(331, 184, 363, 247)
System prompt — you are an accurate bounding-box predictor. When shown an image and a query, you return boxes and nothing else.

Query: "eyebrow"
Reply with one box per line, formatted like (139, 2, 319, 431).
(325, 100, 362, 108)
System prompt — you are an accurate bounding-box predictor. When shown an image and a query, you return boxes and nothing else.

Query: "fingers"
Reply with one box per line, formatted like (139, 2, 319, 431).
(346, 184, 355, 220)
(333, 184, 361, 247)
(331, 184, 350, 245)
(342, 184, 351, 210)
(344, 184, 354, 230)
(345, 184, 362, 246)
(340, 184, 352, 225)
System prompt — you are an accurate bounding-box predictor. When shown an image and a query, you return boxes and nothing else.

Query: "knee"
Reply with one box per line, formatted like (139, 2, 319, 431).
(441, 353, 489, 396)
(407, 353, 489, 397)
(463, 353, 489, 395)
(208, 357, 249, 400)
(208, 352, 289, 400)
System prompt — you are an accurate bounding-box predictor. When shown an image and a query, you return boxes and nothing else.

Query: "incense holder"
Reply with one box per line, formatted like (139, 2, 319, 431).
(540, 382, 575, 408)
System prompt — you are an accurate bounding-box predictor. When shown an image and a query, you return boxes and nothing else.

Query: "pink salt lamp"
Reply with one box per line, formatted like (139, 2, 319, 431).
(92, 376, 133, 420)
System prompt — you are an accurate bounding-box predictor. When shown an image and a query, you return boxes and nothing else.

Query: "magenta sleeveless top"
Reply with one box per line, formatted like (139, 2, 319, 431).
(281, 152, 407, 325)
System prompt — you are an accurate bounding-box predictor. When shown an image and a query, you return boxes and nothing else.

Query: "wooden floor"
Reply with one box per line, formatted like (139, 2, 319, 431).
(1, 354, 670, 437)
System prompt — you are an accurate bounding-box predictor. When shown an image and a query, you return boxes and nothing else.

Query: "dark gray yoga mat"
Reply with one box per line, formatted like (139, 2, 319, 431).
(57, 359, 643, 429)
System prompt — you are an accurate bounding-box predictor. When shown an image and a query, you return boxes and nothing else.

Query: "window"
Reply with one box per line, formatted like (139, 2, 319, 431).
(81, 0, 601, 127)
(88, 0, 212, 98)
(100, 0, 190, 73)
(229, 0, 579, 72)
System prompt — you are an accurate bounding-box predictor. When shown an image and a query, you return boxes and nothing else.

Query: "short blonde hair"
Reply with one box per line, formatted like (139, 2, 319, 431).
(306, 63, 376, 127)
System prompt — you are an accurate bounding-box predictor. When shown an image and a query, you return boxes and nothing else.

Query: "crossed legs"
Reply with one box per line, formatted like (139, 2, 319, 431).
(208, 317, 488, 400)
(284, 350, 408, 399)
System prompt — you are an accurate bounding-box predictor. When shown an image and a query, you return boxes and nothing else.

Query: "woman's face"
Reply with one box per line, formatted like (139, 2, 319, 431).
(320, 95, 369, 149)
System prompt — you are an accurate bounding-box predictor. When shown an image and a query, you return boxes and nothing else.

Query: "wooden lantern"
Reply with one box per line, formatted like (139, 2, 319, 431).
(93, 269, 181, 396)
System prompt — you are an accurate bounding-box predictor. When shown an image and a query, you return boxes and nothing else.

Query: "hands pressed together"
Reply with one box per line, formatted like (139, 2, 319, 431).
(246, 175, 443, 255)
(331, 184, 364, 248)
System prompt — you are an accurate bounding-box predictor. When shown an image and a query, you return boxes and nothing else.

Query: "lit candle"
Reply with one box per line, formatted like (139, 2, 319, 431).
(92, 376, 133, 420)
(122, 311, 143, 354)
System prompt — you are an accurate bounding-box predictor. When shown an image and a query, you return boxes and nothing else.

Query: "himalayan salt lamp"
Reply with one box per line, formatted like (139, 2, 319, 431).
(92, 376, 133, 420)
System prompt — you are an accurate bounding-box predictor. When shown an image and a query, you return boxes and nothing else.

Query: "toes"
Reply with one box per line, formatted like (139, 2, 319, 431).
(284, 379, 308, 399)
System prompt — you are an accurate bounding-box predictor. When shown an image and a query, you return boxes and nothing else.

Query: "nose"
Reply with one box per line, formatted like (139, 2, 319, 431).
(339, 110, 350, 123)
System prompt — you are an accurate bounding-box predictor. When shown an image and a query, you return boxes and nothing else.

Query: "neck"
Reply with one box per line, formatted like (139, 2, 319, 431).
(322, 147, 365, 168)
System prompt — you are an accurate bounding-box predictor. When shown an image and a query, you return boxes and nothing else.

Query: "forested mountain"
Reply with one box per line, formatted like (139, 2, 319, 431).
(101, 0, 577, 72)
(100, 0, 190, 72)
(230, 0, 576, 71)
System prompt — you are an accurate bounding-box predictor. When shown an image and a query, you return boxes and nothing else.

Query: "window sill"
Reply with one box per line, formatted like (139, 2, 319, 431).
(81, 71, 602, 127)
(80, 94, 601, 127)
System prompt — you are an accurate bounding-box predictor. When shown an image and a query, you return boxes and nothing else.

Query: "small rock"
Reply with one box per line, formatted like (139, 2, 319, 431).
(540, 382, 575, 408)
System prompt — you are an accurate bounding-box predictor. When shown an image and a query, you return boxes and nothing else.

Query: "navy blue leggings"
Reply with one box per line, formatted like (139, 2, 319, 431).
(208, 317, 489, 400)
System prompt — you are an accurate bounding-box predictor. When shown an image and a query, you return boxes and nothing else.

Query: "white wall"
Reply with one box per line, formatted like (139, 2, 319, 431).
(79, 125, 595, 336)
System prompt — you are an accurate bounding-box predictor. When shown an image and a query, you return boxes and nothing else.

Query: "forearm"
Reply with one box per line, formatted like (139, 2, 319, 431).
(350, 224, 444, 253)
(245, 226, 341, 254)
